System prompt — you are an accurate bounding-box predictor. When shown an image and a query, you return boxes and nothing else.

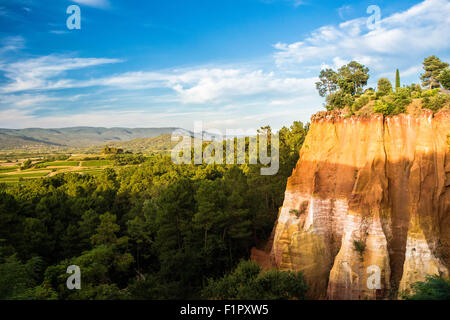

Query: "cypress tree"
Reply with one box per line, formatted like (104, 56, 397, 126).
(395, 69, 400, 90)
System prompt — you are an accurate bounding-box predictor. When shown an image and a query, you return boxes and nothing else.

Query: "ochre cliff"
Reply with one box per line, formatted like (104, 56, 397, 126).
(269, 109, 450, 300)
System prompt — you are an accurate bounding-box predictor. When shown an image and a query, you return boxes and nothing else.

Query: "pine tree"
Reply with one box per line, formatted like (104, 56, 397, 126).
(395, 69, 400, 90)
(420, 56, 449, 89)
(315, 69, 337, 97)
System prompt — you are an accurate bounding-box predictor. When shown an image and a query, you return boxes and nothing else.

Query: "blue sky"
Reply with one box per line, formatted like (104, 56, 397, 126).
(0, 0, 449, 131)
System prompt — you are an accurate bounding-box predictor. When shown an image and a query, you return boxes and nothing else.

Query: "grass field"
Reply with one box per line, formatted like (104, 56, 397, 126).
(81, 160, 113, 167)
(0, 172, 50, 184)
(43, 161, 80, 167)
(0, 156, 139, 186)
(0, 171, 50, 179)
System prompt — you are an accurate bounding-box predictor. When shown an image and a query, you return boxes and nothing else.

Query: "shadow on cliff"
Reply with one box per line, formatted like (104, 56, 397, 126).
(253, 154, 450, 299)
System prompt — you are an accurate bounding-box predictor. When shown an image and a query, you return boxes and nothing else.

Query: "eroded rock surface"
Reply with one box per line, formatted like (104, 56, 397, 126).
(269, 110, 450, 299)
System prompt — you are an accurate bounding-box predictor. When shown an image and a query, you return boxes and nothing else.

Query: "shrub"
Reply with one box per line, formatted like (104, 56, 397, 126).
(373, 100, 394, 115)
(34, 162, 47, 169)
(353, 240, 365, 255)
(326, 91, 354, 110)
(202, 260, 309, 300)
(373, 88, 411, 115)
(352, 95, 370, 112)
(411, 85, 423, 98)
(421, 88, 440, 98)
(401, 275, 450, 300)
(355, 104, 375, 117)
(422, 93, 450, 112)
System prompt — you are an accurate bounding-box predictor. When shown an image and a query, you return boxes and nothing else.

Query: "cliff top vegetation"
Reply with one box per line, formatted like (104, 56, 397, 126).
(316, 56, 450, 117)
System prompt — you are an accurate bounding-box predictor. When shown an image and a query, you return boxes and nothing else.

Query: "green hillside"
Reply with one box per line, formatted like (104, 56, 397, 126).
(86, 134, 178, 154)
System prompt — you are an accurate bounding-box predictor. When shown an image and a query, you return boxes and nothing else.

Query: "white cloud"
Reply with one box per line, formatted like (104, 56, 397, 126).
(0, 55, 121, 93)
(164, 69, 317, 104)
(274, 0, 450, 75)
(92, 68, 317, 104)
(2, 65, 316, 105)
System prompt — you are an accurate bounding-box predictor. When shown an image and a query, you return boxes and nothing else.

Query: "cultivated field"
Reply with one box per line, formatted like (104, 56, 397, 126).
(0, 155, 119, 184)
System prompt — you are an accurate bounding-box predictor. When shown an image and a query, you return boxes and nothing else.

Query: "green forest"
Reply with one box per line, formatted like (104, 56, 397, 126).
(0, 122, 311, 300)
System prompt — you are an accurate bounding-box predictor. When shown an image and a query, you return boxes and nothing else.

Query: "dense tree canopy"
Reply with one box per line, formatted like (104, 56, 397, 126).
(0, 122, 309, 300)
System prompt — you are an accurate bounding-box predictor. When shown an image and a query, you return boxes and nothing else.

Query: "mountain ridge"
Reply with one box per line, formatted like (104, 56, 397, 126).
(0, 127, 182, 149)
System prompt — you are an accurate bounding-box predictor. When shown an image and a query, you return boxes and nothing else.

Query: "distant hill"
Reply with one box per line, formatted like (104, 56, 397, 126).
(0, 127, 181, 150)
(0, 133, 63, 150)
(86, 134, 178, 154)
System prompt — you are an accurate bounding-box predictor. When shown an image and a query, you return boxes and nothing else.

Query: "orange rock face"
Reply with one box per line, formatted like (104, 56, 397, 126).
(270, 109, 450, 300)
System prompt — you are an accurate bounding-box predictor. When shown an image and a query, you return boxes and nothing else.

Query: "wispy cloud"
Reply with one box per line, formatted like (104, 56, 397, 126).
(274, 0, 450, 76)
(0, 36, 25, 54)
(81, 68, 317, 104)
(0, 55, 122, 93)
(0, 54, 317, 104)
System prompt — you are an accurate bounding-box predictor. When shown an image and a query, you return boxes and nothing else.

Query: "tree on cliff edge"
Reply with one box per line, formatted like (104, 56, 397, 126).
(316, 61, 370, 110)
(315, 69, 337, 97)
(336, 61, 370, 96)
(421, 56, 449, 89)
